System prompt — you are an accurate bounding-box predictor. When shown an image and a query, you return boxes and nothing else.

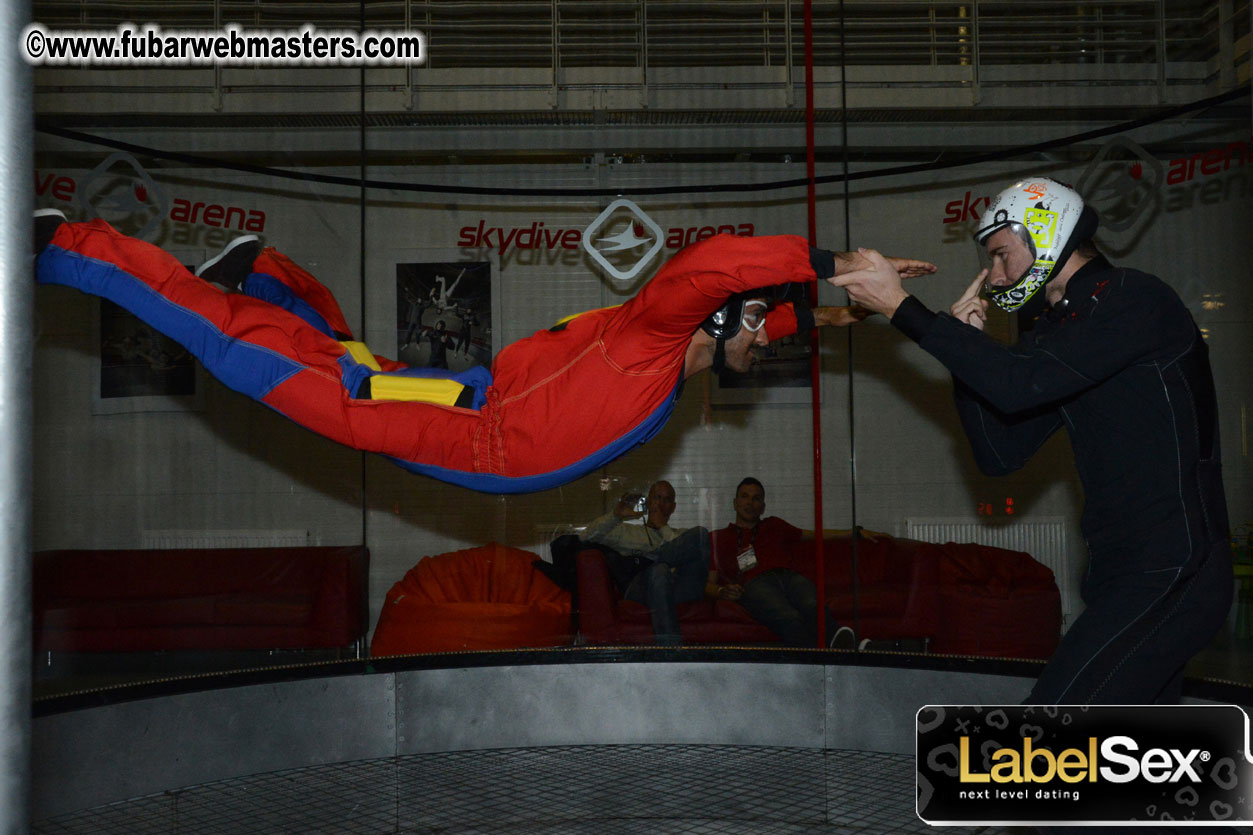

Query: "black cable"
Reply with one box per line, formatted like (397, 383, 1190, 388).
(358, 16, 369, 568)
(34, 83, 1248, 199)
(838, 0, 861, 649)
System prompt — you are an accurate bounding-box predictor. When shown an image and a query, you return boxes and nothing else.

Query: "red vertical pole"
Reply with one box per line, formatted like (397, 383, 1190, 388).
(803, 0, 825, 648)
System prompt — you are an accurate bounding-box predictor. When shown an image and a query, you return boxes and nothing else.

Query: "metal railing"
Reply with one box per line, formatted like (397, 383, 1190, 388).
(29, 1, 1250, 112)
(30, 0, 1243, 68)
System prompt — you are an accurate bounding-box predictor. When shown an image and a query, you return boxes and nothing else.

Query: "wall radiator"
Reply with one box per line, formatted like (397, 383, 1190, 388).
(140, 529, 310, 549)
(903, 517, 1074, 624)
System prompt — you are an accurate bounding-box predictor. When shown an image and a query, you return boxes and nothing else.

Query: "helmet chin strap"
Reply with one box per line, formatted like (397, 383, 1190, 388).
(711, 338, 727, 375)
(1017, 286, 1051, 320)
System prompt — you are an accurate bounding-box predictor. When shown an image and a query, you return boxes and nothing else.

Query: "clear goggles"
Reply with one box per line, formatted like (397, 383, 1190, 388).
(742, 299, 768, 332)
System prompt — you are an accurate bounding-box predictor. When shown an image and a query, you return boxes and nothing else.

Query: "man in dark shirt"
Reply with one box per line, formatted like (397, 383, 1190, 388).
(832, 176, 1232, 707)
(708, 477, 872, 648)
(423, 320, 454, 369)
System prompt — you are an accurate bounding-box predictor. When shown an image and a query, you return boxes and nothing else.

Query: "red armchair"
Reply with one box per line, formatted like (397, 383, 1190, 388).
(929, 542, 1062, 658)
(810, 536, 941, 644)
(371, 543, 573, 655)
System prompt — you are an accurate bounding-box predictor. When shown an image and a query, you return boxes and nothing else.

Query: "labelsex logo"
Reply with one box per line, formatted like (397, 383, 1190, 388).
(960, 735, 1207, 785)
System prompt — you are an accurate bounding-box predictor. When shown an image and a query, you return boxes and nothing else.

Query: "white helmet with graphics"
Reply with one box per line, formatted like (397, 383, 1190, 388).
(973, 177, 1098, 314)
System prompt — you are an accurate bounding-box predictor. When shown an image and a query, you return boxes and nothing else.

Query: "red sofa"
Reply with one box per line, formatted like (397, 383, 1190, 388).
(815, 536, 941, 643)
(928, 542, 1063, 658)
(577, 548, 778, 644)
(33, 546, 368, 653)
(577, 536, 1062, 658)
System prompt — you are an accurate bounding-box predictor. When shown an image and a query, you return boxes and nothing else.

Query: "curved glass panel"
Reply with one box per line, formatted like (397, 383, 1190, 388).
(29, 1, 1252, 701)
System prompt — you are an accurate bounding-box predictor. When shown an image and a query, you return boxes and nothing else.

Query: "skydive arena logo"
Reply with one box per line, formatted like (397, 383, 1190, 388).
(917, 705, 1253, 825)
(77, 151, 169, 239)
(1076, 135, 1165, 237)
(581, 198, 666, 282)
(38, 154, 267, 239)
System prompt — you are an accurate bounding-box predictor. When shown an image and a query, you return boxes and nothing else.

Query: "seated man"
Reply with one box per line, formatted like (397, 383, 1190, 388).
(582, 480, 709, 646)
(707, 477, 885, 648)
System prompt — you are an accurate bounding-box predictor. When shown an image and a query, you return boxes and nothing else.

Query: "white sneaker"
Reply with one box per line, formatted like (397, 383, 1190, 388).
(829, 625, 856, 649)
(34, 208, 68, 256)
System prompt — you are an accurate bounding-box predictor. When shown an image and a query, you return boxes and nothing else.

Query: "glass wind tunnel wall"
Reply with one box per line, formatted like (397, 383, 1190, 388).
(31, 140, 370, 684)
(31, 125, 1253, 692)
(29, 0, 1253, 694)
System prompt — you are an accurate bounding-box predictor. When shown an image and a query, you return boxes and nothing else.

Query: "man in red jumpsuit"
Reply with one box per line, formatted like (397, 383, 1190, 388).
(35, 212, 934, 493)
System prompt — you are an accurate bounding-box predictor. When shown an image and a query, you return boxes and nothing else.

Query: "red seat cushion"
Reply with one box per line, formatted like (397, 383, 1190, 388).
(370, 543, 572, 655)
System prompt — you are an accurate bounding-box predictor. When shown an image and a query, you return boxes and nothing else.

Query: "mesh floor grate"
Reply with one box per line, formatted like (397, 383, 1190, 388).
(31, 745, 1012, 835)
(37, 744, 1248, 835)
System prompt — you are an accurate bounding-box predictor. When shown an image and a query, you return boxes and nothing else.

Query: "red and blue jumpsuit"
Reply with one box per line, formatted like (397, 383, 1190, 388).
(37, 220, 823, 493)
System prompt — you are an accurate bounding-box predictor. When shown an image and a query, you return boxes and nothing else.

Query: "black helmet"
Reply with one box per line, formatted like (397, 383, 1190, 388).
(701, 294, 751, 340)
(700, 284, 794, 373)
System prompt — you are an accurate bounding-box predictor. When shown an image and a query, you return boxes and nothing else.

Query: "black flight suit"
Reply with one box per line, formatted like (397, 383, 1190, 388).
(892, 255, 1232, 706)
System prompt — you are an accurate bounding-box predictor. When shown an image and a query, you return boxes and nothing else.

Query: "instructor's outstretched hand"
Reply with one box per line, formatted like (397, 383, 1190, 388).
(885, 255, 938, 279)
(834, 249, 937, 279)
(827, 248, 914, 318)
